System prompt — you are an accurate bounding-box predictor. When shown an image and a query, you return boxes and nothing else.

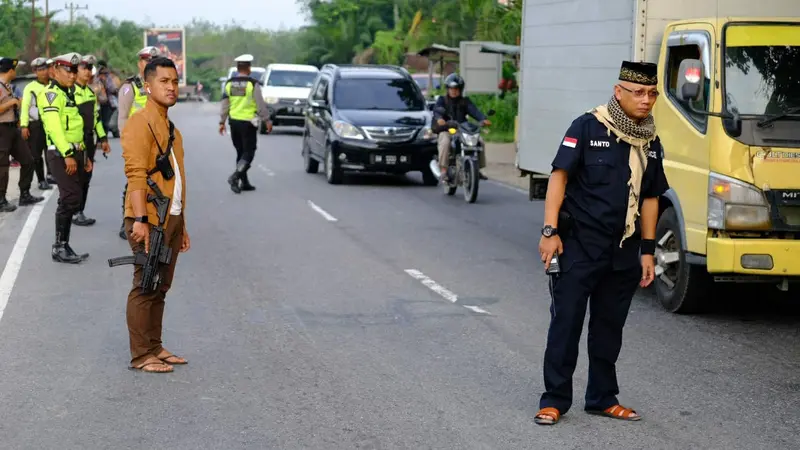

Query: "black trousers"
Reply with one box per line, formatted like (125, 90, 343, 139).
(229, 119, 257, 167)
(539, 240, 640, 415)
(27, 120, 48, 182)
(0, 123, 34, 199)
(80, 133, 96, 213)
(47, 149, 86, 220)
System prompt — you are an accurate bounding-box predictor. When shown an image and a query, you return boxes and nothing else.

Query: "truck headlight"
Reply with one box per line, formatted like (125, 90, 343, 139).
(264, 97, 278, 104)
(332, 120, 364, 140)
(707, 172, 771, 230)
(461, 132, 480, 147)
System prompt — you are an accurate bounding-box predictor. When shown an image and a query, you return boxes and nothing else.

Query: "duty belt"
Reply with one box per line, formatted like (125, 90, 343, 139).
(48, 142, 85, 152)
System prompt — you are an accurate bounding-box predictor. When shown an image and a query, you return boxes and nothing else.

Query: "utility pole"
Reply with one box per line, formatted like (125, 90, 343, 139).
(45, 0, 51, 57)
(28, 0, 38, 61)
(64, 2, 88, 25)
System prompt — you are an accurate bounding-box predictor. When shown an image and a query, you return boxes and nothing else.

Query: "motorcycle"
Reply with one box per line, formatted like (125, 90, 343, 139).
(429, 108, 495, 203)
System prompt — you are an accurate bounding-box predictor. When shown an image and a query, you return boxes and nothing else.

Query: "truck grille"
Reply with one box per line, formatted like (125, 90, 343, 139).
(361, 126, 418, 143)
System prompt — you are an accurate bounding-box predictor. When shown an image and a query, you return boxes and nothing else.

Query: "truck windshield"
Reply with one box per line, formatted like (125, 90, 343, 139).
(267, 71, 317, 88)
(723, 24, 800, 116)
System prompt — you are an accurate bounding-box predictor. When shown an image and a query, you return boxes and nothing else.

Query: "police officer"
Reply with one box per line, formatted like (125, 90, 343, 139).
(73, 54, 111, 226)
(40, 53, 91, 264)
(117, 46, 162, 239)
(0, 57, 45, 213)
(218, 54, 271, 194)
(20, 57, 54, 191)
(534, 61, 669, 426)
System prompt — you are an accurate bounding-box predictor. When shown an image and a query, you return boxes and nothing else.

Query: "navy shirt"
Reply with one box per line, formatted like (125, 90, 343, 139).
(551, 113, 669, 269)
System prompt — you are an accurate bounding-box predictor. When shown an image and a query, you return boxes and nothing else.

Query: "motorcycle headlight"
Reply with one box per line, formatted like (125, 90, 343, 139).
(461, 132, 480, 147)
(332, 120, 365, 140)
(419, 127, 436, 141)
(707, 172, 771, 230)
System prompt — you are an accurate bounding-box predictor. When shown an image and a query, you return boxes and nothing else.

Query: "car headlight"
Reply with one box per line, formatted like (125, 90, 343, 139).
(264, 97, 278, 104)
(707, 172, 771, 230)
(332, 120, 364, 140)
(419, 127, 436, 141)
(461, 132, 480, 147)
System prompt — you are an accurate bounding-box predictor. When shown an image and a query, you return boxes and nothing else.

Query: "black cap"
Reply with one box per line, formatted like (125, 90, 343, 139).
(619, 61, 657, 86)
(0, 57, 19, 72)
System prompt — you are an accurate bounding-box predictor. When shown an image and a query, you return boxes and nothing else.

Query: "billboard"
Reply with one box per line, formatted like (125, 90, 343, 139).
(143, 28, 187, 87)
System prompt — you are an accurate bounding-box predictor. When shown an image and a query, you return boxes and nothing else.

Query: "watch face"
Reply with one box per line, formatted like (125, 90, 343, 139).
(542, 226, 553, 237)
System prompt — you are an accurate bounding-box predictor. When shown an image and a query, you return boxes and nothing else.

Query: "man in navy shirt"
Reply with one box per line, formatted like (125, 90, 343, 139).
(534, 61, 669, 426)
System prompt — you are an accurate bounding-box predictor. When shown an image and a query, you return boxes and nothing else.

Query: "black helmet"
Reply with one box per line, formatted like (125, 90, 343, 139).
(444, 73, 465, 90)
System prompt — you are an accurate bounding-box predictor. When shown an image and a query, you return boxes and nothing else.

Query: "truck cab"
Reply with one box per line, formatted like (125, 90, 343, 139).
(653, 18, 800, 312)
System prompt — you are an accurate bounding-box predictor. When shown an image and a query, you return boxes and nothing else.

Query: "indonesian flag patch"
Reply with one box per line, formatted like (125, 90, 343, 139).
(562, 136, 577, 148)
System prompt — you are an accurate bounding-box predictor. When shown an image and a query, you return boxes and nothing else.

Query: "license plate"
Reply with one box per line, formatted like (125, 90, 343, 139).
(385, 155, 397, 164)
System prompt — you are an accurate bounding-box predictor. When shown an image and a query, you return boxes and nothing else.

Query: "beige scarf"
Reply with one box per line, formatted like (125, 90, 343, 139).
(587, 96, 656, 247)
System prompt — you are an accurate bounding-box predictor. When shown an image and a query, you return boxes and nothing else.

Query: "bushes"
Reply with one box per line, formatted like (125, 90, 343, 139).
(466, 92, 518, 142)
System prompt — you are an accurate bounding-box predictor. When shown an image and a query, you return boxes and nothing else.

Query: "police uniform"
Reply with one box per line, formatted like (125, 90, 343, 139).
(72, 54, 108, 226)
(117, 46, 161, 239)
(537, 61, 669, 419)
(219, 54, 271, 194)
(40, 53, 90, 264)
(0, 57, 44, 213)
(19, 57, 54, 190)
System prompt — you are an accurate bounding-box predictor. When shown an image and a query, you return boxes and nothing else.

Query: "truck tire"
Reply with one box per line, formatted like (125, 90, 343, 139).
(655, 207, 709, 314)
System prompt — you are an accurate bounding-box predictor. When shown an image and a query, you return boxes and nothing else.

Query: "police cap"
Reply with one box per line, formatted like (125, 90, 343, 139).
(234, 54, 254, 64)
(80, 54, 97, 66)
(619, 60, 658, 86)
(0, 57, 22, 72)
(31, 57, 50, 69)
(138, 46, 161, 60)
(52, 53, 82, 71)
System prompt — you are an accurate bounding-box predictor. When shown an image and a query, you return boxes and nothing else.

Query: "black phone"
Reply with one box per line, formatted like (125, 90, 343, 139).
(546, 253, 561, 275)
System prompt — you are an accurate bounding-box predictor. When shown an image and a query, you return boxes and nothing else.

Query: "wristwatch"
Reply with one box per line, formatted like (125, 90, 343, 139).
(541, 225, 558, 237)
(134, 216, 149, 223)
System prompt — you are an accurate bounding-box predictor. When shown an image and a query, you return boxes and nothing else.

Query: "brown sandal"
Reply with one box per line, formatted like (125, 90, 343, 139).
(129, 361, 173, 373)
(158, 354, 188, 365)
(534, 407, 561, 425)
(586, 404, 641, 421)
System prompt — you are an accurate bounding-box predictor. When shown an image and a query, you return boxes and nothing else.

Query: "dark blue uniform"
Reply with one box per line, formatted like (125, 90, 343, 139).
(540, 113, 669, 414)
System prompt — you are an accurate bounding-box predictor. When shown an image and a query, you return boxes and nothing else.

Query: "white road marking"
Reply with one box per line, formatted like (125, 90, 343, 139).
(404, 269, 491, 315)
(257, 164, 275, 176)
(307, 200, 338, 222)
(0, 190, 55, 323)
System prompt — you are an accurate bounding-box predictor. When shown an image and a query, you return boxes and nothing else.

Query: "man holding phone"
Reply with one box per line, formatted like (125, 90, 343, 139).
(534, 61, 669, 425)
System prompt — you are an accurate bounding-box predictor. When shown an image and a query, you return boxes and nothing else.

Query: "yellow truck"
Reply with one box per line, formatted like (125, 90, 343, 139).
(516, 0, 800, 312)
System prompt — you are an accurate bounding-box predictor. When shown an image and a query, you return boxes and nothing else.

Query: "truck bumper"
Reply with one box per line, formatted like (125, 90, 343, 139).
(707, 238, 800, 275)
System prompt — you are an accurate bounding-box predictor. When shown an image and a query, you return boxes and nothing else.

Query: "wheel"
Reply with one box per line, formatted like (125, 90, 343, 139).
(302, 134, 318, 174)
(462, 158, 479, 203)
(655, 207, 710, 313)
(422, 166, 438, 186)
(324, 146, 343, 184)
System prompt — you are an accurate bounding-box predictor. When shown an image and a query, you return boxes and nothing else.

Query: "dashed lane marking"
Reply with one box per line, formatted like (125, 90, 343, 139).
(256, 164, 275, 176)
(307, 200, 338, 222)
(0, 189, 55, 323)
(404, 269, 491, 315)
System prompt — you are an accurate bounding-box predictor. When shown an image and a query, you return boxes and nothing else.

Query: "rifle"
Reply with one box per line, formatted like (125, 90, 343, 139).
(108, 177, 173, 293)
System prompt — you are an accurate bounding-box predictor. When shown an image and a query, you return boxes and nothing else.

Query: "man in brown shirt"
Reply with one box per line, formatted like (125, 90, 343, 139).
(121, 57, 190, 374)
(0, 57, 44, 212)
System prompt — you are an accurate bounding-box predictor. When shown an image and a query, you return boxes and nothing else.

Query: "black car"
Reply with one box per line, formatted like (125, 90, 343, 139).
(301, 64, 439, 185)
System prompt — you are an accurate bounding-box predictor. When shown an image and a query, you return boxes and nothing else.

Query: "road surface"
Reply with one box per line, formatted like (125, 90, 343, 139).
(0, 103, 797, 449)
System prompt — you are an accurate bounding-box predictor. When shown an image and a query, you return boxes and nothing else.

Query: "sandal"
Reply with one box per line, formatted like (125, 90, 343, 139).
(157, 353, 188, 365)
(534, 407, 561, 425)
(586, 404, 641, 421)
(129, 361, 173, 373)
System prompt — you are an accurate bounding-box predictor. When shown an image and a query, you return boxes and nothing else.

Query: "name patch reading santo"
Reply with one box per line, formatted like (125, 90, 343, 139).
(590, 140, 610, 147)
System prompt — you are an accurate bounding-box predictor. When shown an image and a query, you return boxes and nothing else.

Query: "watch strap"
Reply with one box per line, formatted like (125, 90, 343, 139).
(134, 216, 149, 223)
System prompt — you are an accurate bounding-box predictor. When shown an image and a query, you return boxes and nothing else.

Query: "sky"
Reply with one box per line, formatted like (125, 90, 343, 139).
(65, 0, 308, 30)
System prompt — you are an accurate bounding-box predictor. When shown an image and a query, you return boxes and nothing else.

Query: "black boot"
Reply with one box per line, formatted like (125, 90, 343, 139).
(52, 216, 85, 264)
(228, 161, 249, 194)
(0, 198, 17, 213)
(240, 171, 255, 191)
(18, 190, 45, 206)
(46, 174, 56, 185)
(73, 211, 96, 226)
(38, 180, 52, 190)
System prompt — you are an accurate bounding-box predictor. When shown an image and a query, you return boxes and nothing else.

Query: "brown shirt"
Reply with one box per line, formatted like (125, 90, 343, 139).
(121, 98, 187, 230)
(0, 81, 17, 123)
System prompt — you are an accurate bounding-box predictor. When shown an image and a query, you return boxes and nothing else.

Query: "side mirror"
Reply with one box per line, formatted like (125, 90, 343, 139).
(677, 59, 704, 102)
(487, 109, 496, 116)
(426, 100, 436, 111)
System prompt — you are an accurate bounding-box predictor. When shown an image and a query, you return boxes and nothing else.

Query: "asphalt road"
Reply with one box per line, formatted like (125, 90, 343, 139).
(0, 103, 797, 450)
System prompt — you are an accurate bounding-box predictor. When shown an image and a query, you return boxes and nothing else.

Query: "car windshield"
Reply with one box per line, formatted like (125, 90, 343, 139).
(333, 78, 425, 111)
(723, 24, 800, 116)
(413, 77, 440, 90)
(267, 70, 317, 88)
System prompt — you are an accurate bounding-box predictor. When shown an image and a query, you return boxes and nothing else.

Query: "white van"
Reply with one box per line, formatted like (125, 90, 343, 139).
(259, 63, 319, 133)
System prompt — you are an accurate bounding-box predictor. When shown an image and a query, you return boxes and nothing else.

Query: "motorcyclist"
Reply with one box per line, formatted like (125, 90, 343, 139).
(432, 73, 491, 182)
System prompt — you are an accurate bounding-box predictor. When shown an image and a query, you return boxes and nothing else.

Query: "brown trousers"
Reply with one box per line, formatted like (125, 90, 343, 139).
(0, 123, 34, 198)
(124, 214, 184, 366)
